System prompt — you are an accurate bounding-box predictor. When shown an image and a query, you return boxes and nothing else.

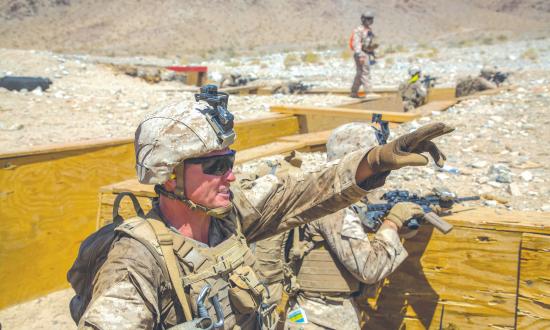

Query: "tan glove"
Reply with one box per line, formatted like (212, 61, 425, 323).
(384, 202, 425, 230)
(366, 122, 455, 173)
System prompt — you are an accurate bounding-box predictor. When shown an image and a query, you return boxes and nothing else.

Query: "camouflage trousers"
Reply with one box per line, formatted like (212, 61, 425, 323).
(351, 54, 370, 95)
(284, 294, 360, 330)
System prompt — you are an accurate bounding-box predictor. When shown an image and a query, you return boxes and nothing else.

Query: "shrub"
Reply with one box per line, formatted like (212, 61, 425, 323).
(480, 37, 494, 45)
(521, 48, 539, 61)
(284, 54, 300, 68)
(496, 34, 508, 42)
(302, 52, 320, 63)
(341, 49, 352, 60)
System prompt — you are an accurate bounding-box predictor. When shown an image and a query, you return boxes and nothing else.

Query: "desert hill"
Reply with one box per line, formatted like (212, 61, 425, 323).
(1, 0, 549, 58)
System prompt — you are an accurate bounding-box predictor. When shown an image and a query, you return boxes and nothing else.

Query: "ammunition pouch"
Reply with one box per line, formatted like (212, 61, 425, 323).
(228, 265, 266, 314)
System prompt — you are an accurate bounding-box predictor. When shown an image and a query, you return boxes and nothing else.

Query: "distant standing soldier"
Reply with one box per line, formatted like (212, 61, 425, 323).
(350, 12, 378, 98)
(398, 66, 428, 112)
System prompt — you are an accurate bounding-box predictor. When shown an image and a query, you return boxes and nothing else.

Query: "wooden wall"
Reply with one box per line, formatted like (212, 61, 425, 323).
(0, 141, 136, 309)
(359, 209, 550, 329)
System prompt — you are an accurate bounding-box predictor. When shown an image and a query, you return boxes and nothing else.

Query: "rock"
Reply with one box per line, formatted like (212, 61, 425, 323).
(520, 171, 533, 182)
(0, 122, 24, 131)
(436, 173, 449, 180)
(541, 204, 550, 212)
(160, 70, 176, 81)
(488, 181, 502, 188)
(471, 160, 488, 168)
(482, 193, 509, 204)
(490, 115, 504, 122)
(476, 176, 488, 184)
(508, 183, 521, 197)
(32, 87, 43, 96)
(484, 200, 498, 207)
(489, 163, 512, 183)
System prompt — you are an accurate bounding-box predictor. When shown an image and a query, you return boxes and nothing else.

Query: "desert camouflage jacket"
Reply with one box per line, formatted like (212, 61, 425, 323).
(78, 149, 385, 330)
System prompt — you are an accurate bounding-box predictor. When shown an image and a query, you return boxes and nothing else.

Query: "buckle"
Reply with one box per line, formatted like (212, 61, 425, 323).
(213, 259, 231, 274)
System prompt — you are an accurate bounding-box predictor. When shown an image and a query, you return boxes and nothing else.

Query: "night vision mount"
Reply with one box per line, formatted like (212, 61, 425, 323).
(195, 84, 236, 146)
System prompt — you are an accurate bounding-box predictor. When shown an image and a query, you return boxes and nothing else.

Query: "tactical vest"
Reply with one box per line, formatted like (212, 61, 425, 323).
(116, 216, 272, 329)
(293, 229, 361, 296)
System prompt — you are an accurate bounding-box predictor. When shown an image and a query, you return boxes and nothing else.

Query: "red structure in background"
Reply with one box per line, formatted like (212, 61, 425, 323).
(166, 66, 208, 86)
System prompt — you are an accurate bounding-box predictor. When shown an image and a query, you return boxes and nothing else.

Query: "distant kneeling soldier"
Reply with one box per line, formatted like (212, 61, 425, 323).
(398, 66, 428, 112)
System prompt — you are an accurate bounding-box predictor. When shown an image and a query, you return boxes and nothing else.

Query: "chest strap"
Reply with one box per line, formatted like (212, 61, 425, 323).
(182, 237, 247, 286)
(146, 219, 193, 322)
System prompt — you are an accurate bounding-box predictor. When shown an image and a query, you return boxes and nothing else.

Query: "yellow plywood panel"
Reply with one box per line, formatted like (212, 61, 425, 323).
(340, 95, 404, 112)
(517, 233, 550, 329)
(270, 104, 421, 124)
(446, 206, 550, 235)
(426, 87, 456, 102)
(233, 114, 300, 150)
(364, 225, 520, 329)
(425, 227, 519, 329)
(0, 143, 136, 309)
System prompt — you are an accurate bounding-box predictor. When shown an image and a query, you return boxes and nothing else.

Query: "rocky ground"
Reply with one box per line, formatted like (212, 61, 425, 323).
(1, 36, 549, 329)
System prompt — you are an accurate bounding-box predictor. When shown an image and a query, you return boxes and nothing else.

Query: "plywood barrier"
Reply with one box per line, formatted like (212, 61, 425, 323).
(426, 87, 457, 103)
(0, 113, 300, 309)
(360, 208, 550, 329)
(270, 104, 421, 133)
(0, 141, 136, 310)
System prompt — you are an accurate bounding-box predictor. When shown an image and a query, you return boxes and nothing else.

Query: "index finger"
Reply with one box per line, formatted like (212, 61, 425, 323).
(402, 122, 455, 151)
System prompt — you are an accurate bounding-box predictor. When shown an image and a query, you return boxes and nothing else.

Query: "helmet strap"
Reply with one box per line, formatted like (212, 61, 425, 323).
(155, 163, 233, 219)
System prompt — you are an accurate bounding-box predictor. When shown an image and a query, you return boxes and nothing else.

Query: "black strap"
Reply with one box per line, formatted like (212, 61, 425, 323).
(112, 192, 145, 223)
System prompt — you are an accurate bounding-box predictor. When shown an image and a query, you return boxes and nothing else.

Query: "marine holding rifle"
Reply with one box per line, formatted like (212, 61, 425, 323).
(68, 85, 454, 330)
(253, 122, 446, 330)
(398, 66, 431, 112)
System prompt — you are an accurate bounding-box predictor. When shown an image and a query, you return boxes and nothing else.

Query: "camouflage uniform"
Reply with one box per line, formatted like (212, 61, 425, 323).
(350, 25, 375, 96)
(284, 208, 406, 330)
(78, 147, 383, 330)
(398, 80, 427, 112)
(455, 76, 496, 97)
(253, 123, 407, 330)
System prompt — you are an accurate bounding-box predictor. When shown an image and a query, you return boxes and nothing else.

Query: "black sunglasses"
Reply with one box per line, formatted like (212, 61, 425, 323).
(185, 150, 236, 176)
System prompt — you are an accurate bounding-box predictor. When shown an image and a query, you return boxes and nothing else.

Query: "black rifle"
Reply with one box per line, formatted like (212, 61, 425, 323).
(489, 72, 509, 86)
(288, 81, 313, 94)
(353, 188, 480, 234)
(420, 75, 437, 89)
(371, 113, 389, 145)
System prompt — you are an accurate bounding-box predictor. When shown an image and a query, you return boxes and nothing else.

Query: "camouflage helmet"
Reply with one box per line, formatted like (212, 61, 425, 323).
(135, 98, 235, 185)
(480, 66, 497, 79)
(408, 66, 421, 77)
(361, 11, 375, 20)
(326, 122, 378, 161)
